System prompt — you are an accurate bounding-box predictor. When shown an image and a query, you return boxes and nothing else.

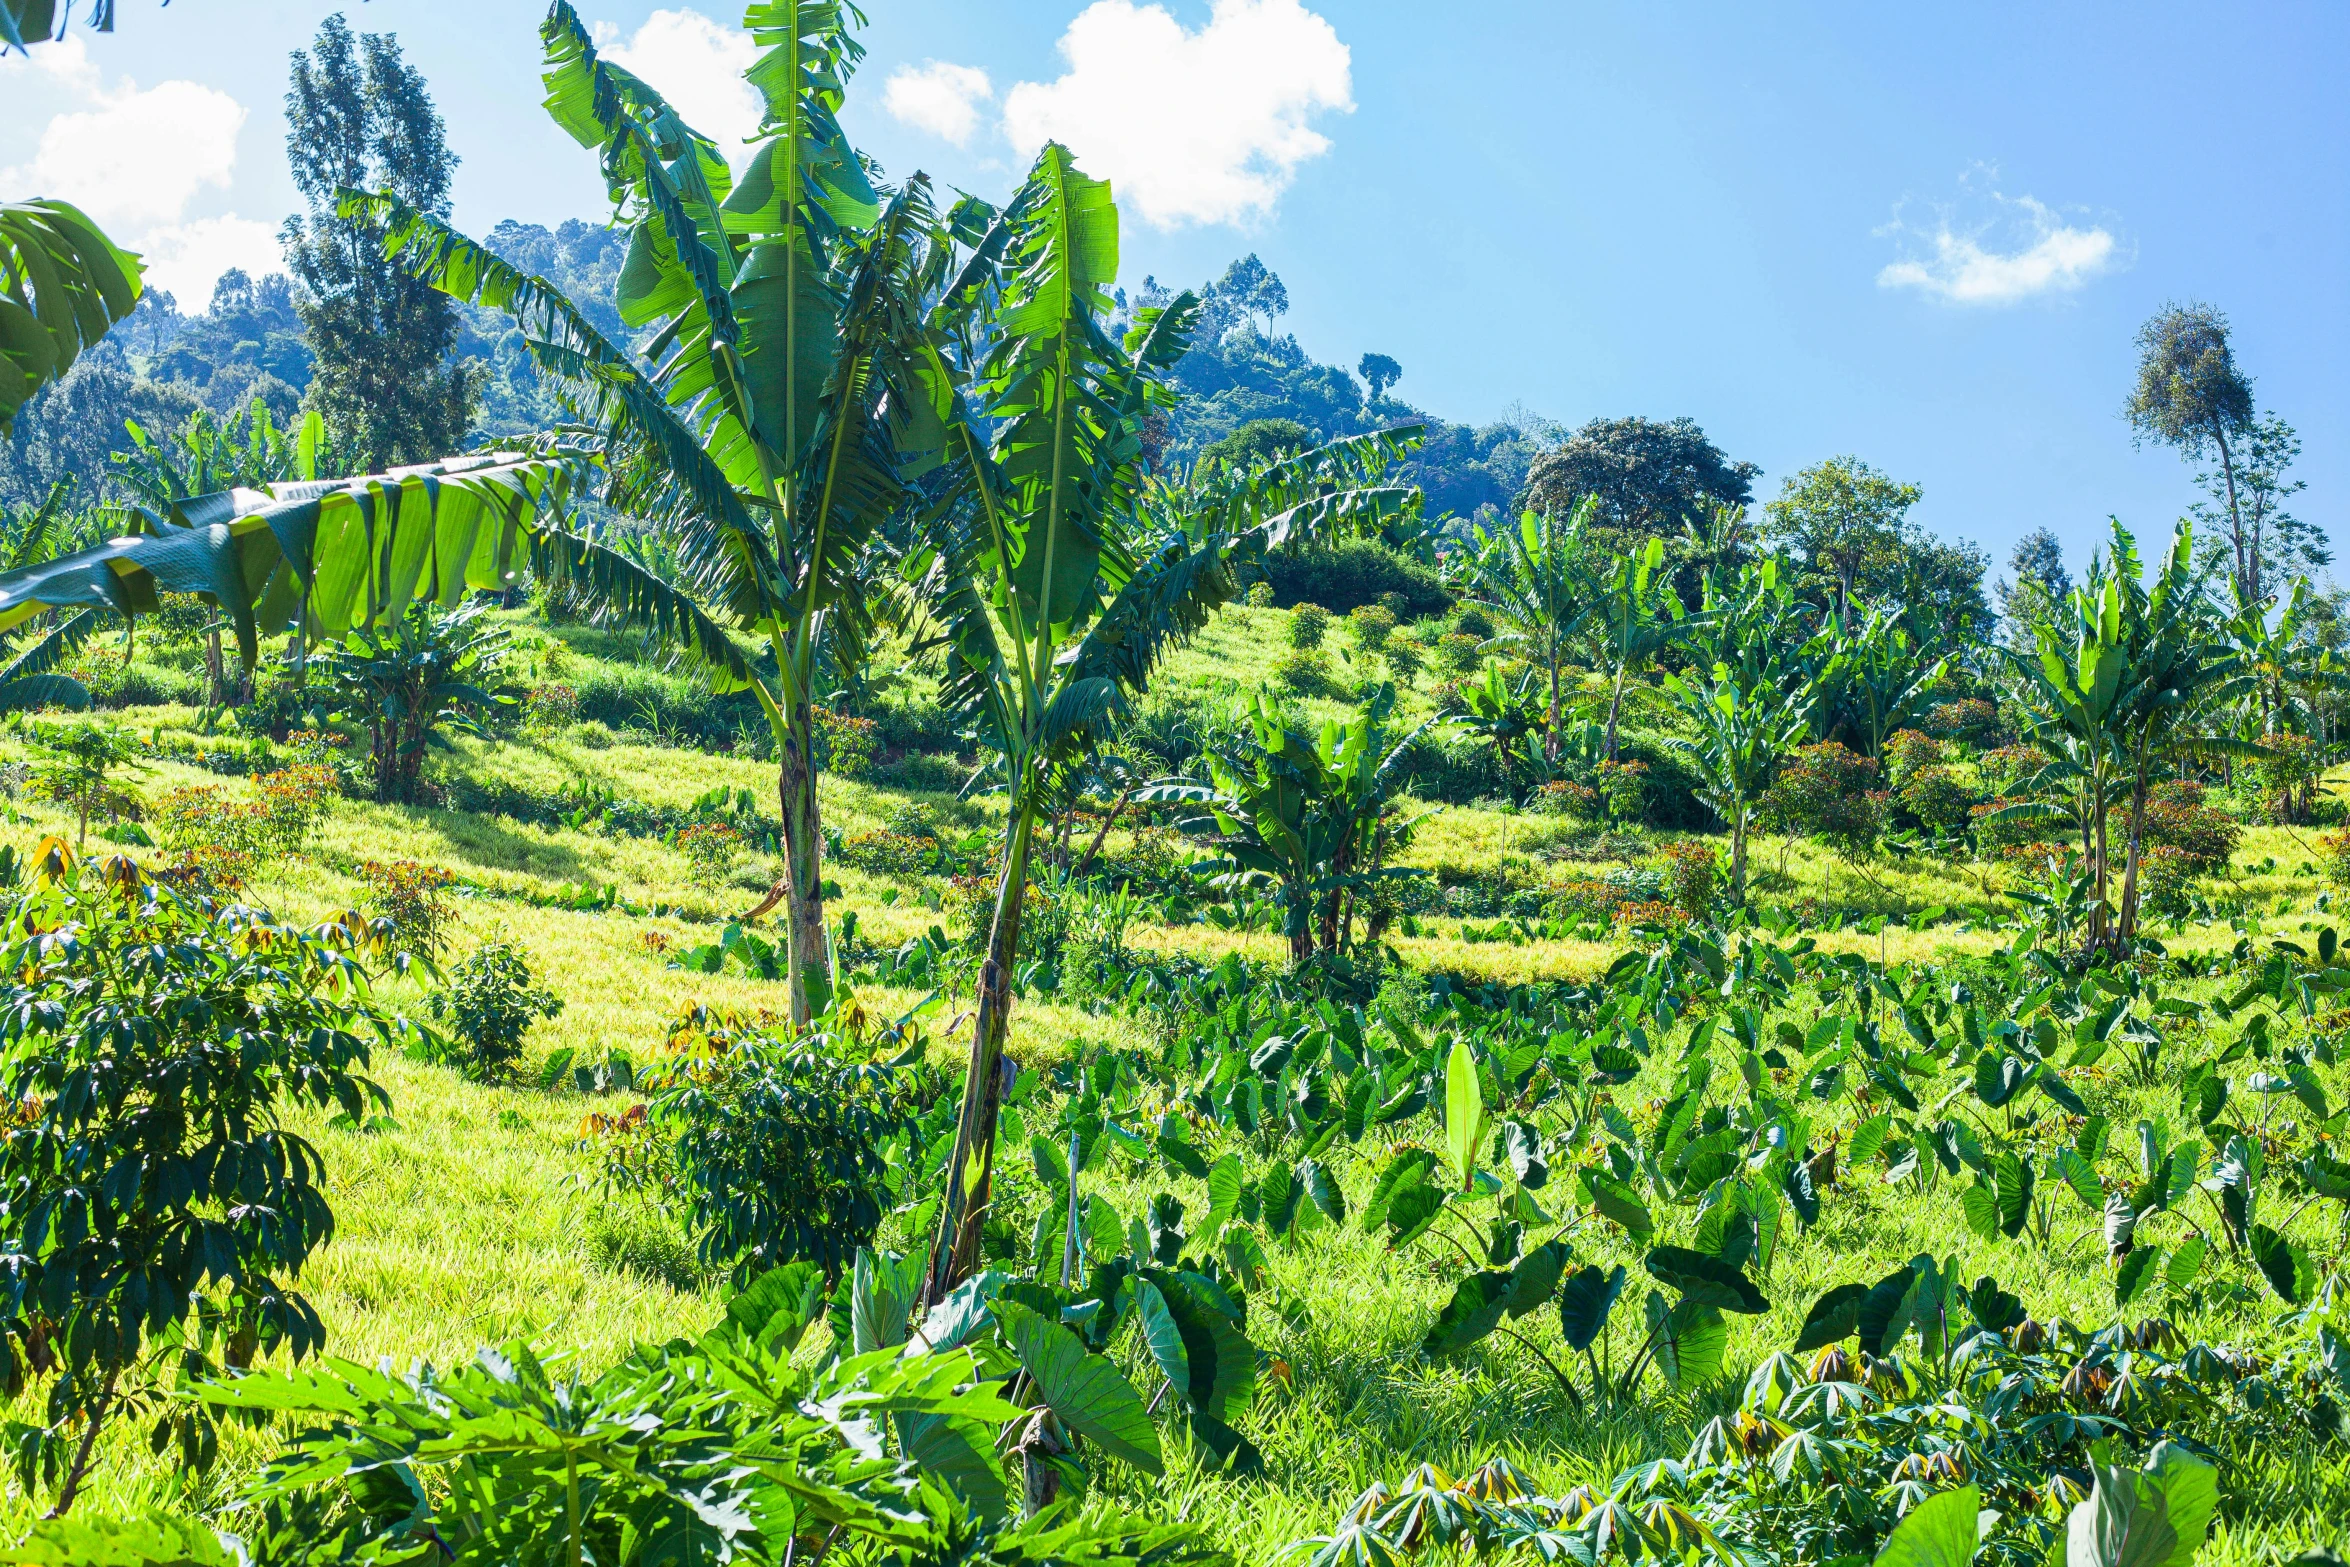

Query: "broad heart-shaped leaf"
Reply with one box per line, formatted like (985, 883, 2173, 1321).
(1504, 1238, 1573, 1319)
(1871, 1481, 1980, 1567)
(1793, 1282, 1869, 1353)
(1975, 1052, 2029, 1108)
(2252, 1224, 2316, 1306)
(1643, 1245, 1768, 1314)
(1384, 1182, 1448, 1249)
(1421, 1270, 1513, 1357)
(993, 1300, 1162, 1476)
(1203, 1154, 1246, 1236)
(1445, 1037, 1487, 1192)
(1184, 1408, 1265, 1477)
(852, 1249, 924, 1354)
(725, 1261, 825, 1354)
(1962, 1275, 2026, 1334)
(1142, 1268, 1257, 1423)
(1502, 1119, 1549, 1189)
(1133, 1278, 1191, 1394)
(1994, 1152, 2034, 1238)
(1645, 1292, 1728, 1389)
(1858, 1262, 1923, 1358)
(1581, 1167, 1655, 1243)
(1959, 1180, 2000, 1242)
(1362, 1147, 1442, 1232)
(1558, 1263, 1627, 1352)
(1300, 1157, 1347, 1224)
(899, 1409, 1010, 1521)
(914, 1270, 1006, 1353)
(2115, 1246, 2161, 1309)
(2063, 1444, 2217, 1567)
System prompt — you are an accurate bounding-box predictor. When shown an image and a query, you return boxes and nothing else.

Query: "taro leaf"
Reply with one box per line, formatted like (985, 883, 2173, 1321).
(1558, 1263, 1627, 1352)
(912, 1270, 1006, 1354)
(1644, 1245, 1768, 1314)
(1145, 1269, 1257, 1422)
(1035, 1134, 1075, 1189)
(1260, 1163, 1304, 1239)
(1646, 1292, 1728, 1389)
(1994, 1151, 2034, 1238)
(1504, 1238, 1572, 1319)
(1963, 1275, 2025, 1334)
(1849, 1112, 1894, 1167)
(900, 1411, 1010, 1520)
(1782, 1155, 1820, 1229)
(1134, 1278, 1191, 1394)
(2302, 1150, 2350, 1201)
(1582, 1167, 1655, 1243)
(1793, 1282, 1869, 1353)
(2116, 1246, 2161, 1309)
(1858, 1263, 1922, 1358)
(1959, 1180, 1999, 1242)
(1874, 1481, 1981, 1567)
(1503, 1119, 1549, 1190)
(2038, 1066, 2089, 1117)
(2064, 1442, 2217, 1567)
(2253, 1225, 2317, 1306)
(1485, 1216, 1524, 1268)
(1220, 1227, 1270, 1294)
(2162, 1144, 2199, 1209)
(1184, 1408, 1264, 1477)
(995, 1300, 1163, 1475)
(1385, 1182, 1448, 1249)
(2184, 1066, 2228, 1129)
(1300, 1157, 1346, 1224)
(1203, 1155, 1245, 1238)
(1422, 1270, 1513, 1356)
(2104, 1191, 2139, 1258)
(2164, 1236, 2206, 1289)
(1445, 1036, 1488, 1192)
(1361, 1148, 1441, 1232)
(1342, 1071, 1375, 1141)
(1146, 1192, 1187, 1265)
(1976, 1052, 2030, 1108)
(853, 1249, 924, 1354)
(726, 1261, 827, 1355)
(2052, 1146, 2105, 1210)
(1156, 1131, 1208, 1181)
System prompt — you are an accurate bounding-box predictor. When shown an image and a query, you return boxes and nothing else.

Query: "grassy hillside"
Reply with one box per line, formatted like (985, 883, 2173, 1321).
(3, 602, 2347, 1559)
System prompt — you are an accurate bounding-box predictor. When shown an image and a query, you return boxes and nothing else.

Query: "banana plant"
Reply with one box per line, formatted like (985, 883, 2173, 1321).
(915, 142, 1420, 1305)
(1581, 534, 1701, 759)
(1813, 607, 1947, 760)
(1, 198, 141, 437)
(1452, 502, 1595, 764)
(342, 0, 953, 1024)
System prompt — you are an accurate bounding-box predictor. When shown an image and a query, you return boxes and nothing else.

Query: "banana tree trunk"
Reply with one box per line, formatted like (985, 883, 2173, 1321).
(924, 806, 1038, 1305)
(774, 705, 831, 1027)
(2117, 776, 2150, 941)
(1729, 806, 1750, 906)
(1604, 661, 1629, 761)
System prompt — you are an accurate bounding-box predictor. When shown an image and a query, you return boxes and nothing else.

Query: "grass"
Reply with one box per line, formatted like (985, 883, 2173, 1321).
(5, 607, 2350, 1557)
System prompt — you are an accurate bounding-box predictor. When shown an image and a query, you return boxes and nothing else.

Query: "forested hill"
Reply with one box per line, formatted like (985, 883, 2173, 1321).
(0, 227, 1542, 526)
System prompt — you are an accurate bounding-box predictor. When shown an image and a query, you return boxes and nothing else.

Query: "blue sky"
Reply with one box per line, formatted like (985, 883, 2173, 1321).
(4, 1, 2343, 579)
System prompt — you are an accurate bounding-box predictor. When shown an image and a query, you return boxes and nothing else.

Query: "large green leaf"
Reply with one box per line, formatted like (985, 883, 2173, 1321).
(1445, 1036, 1486, 1192)
(1133, 1278, 1190, 1394)
(1557, 1263, 1626, 1352)
(1993, 1152, 2034, 1238)
(899, 1410, 1009, 1521)
(2058, 1442, 2217, 1567)
(1421, 1271, 1512, 1357)
(1141, 1269, 1255, 1423)
(1503, 1238, 1572, 1319)
(0, 199, 142, 438)
(2252, 1224, 2315, 1305)
(1793, 1282, 1869, 1352)
(994, 1300, 1161, 1476)
(1646, 1292, 1727, 1389)
(1643, 1245, 1768, 1314)
(1872, 1482, 1980, 1567)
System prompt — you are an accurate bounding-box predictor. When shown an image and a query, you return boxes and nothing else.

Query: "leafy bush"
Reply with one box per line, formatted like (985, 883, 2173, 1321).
(426, 935, 564, 1082)
(1345, 603, 1398, 656)
(812, 705, 878, 779)
(0, 843, 391, 1508)
(358, 858, 457, 965)
(1275, 647, 1342, 697)
(1436, 630, 1483, 674)
(1660, 840, 1718, 920)
(575, 719, 616, 749)
(1762, 741, 1885, 851)
(612, 1004, 922, 1285)
(1897, 763, 1977, 837)
(2134, 781, 2239, 871)
(1382, 637, 1424, 684)
(252, 763, 339, 857)
(315, 599, 516, 803)
(2323, 827, 2350, 890)
(2138, 842, 2203, 915)
(522, 681, 579, 732)
(870, 751, 965, 792)
(676, 820, 745, 882)
(1287, 602, 1331, 650)
(2255, 731, 2322, 823)
(31, 722, 144, 845)
(1924, 696, 1999, 744)
(1244, 580, 1276, 607)
(1262, 539, 1448, 616)
(1882, 727, 1942, 781)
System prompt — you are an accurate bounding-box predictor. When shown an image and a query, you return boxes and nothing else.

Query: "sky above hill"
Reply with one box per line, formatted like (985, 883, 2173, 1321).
(4, 1, 2343, 578)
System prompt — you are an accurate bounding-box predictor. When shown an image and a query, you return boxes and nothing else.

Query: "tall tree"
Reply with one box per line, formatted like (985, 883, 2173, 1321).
(1518, 416, 1757, 556)
(283, 15, 477, 467)
(2124, 302, 2257, 603)
(1358, 352, 1401, 401)
(2191, 412, 2320, 609)
(2008, 527, 2070, 597)
(1760, 455, 1922, 621)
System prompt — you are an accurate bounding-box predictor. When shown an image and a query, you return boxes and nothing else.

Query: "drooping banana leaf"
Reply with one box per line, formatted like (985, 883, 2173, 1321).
(1, 199, 143, 437)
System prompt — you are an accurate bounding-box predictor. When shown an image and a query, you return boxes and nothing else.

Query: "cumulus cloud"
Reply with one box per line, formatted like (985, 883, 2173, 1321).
(0, 35, 246, 230)
(884, 61, 994, 146)
(596, 8, 764, 154)
(999, 0, 1352, 228)
(136, 216, 285, 310)
(1876, 171, 2123, 306)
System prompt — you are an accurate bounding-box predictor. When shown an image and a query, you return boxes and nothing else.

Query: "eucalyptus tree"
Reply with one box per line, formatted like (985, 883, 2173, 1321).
(916, 146, 1420, 1302)
(1452, 501, 1593, 764)
(1662, 561, 1818, 903)
(1583, 535, 1698, 760)
(345, 0, 954, 1022)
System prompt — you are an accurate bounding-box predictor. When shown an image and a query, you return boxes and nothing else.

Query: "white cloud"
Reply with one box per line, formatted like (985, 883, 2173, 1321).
(0, 34, 246, 229)
(1001, 0, 1352, 228)
(1876, 172, 2122, 306)
(885, 61, 994, 147)
(601, 7, 764, 155)
(135, 216, 284, 310)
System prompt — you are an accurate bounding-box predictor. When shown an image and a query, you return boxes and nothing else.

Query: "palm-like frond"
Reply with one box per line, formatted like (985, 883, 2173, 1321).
(1, 198, 142, 437)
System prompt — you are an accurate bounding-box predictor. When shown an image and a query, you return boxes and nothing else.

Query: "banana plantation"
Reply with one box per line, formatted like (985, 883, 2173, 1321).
(0, 2, 2345, 1565)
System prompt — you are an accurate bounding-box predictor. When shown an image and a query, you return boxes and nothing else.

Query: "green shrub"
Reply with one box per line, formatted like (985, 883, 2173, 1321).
(1762, 741, 1885, 851)
(1287, 603, 1331, 649)
(1661, 840, 1718, 920)
(871, 751, 966, 792)
(585, 1202, 708, 1293)
(1345, 603, 1398, 656)
(1263, 539, 1448, 616)
(1897, 764, 1977, 837)
(576, 719, 616, 749)
(1274, 647, 1342, 697)
(2133, 781, 2239, 871)
(359, 859, 457, 965)
(426, 935, 565, 1082)
(812, 706, 878, 779)
(1437, 631, 1483, 674)
(1244, 580, 1276, 608)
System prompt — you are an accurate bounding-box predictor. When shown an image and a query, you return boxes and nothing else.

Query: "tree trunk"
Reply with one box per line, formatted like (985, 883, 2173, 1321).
(1070, 788, 1133, 879)
(1730, 809, 1749, 906)
(2215, 427, 2251, 607)
(46, 1365, 117, 1518)
(1603, 661, 1629, 761)
(1545, 658, 1562, 768)
(924, 807, 1037, 1306)
(2117, 775, 2150, 940)
(2089, 768, 2111, 950)
(774, 705, 831, 1027)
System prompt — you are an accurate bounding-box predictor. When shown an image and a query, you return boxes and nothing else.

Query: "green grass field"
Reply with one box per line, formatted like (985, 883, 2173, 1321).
(4, 605, 2347, 1560)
